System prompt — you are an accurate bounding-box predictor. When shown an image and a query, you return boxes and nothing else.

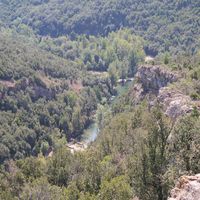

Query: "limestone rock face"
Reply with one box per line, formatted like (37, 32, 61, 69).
(129, 65, 197, 119)
(135, 65, 178, 94)
(130, 65, 179, 103)
(168, 174, 200, 200)
(157, 87, 193, 119)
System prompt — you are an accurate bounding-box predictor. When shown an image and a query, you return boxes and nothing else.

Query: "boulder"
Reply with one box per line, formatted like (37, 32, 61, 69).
(168, 174, 200, 200)
(157, 87, 193, 119)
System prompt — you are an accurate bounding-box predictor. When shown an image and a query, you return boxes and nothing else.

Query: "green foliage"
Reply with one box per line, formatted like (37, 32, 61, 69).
(16, 157, 45, 181)
(164, 53, 170, 65)
(131, 107, 171, 200)
(1, 104, 200, 200)
(0, 27, 144, 163)
(38, 29, 144, 79)
(0, 31, 79, 80)
(20, 178, 66, 200)
(99, 176, 133, 200)
(0, 1, 199, 199)
(1, 31, 133, 161)
(47, 148, 73, 186)
(1, 0, 199, 54)
(65, 183, 80, 200)
(171, 114, 200, 173)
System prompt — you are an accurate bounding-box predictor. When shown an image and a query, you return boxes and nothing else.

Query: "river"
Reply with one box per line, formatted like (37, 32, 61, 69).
(80, 121, 99, 144)
(79, 80, 133, 145)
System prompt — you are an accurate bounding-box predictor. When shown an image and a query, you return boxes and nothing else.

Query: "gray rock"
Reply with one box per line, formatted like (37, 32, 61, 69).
(168, 174, 200, 200)
(135, 65, 178, 94)
(130, 65, 197, 119)
(157, 87, 193, 119)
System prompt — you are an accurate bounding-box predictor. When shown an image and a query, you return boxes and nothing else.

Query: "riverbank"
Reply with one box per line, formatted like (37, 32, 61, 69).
(67, 121, 99, 153)
(66, 79, 134, 153)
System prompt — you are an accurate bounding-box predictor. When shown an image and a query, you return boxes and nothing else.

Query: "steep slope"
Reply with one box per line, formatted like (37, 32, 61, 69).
(0, 32, 79, 80)
(0, 29, 145, 163)
(116, 64, 200, 119)
(131, 65, 191, 119)
(0, 33, 96, 162)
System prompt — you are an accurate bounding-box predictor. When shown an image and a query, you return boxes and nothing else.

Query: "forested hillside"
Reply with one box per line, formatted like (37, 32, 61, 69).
(0, 28, 144, 162)
(0, 0, 200, 200)
(1, 0, 200, 54)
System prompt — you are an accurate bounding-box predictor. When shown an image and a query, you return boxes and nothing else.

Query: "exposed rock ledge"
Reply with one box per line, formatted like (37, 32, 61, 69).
(157, 87, 194, 119)
(135, 65, 179, 95)
(168, 174, 200, 200)
(130, 65, 179, 104)
(130, 65, 197, 119)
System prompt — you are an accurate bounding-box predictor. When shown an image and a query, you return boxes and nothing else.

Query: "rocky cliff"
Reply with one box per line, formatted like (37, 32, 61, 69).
(135, 65, 178, 94)
(168, 174, 200, 200)
(130, 65, 197, 119)
(157, 87, 194, 119)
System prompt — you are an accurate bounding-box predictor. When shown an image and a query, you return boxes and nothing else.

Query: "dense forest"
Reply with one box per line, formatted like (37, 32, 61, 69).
(1, 0, 200, 55)
(0, 0, 200, 200)
(0, 28, 144, 162)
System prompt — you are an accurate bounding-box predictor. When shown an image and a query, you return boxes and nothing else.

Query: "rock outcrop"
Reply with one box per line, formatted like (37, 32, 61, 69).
(130, 65, 179, 103)
(135, 65, 178, 94)
(157, 87, 194, 119)
(129, 65, 197, 119)
(168, 174, 200, 200)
